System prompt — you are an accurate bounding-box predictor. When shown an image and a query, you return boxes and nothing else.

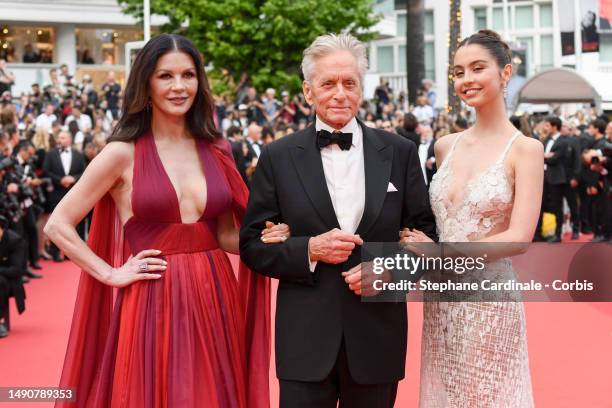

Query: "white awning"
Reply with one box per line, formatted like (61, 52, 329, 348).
(510, 68, 604, 113)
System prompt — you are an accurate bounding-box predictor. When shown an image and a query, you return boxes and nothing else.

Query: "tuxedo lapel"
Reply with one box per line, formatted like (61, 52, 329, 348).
(53, 149, 65, 176)
(68, 149, 79, 175)
(355, 124, 393, 236)
(290, 125, 340, 230)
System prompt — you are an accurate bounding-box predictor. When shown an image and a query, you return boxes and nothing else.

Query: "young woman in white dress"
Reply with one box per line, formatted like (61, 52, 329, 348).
(402, 29, 544, 408)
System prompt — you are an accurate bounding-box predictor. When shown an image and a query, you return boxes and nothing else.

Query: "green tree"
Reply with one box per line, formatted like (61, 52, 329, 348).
(120, 0, 381, 94)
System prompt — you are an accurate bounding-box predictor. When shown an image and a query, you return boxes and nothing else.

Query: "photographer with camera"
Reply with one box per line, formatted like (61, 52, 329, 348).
(12, 141, 46, 274)
(42, 129, 86, 261)
(0, 214, 27, 338)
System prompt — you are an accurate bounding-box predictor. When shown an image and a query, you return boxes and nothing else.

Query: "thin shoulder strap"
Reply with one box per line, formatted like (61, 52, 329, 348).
(444, 132, 464, 163)
(499, 131, 522, 161)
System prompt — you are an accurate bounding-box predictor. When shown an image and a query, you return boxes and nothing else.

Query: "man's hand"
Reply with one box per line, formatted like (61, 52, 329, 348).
(426, 157, 435, 170)
(342, 262, 391, 296)
(544, 152, 554, 159)
(61, 176, 76, 188)
(308, 228, 363, 264)
(570, 178, 578, 188)
(6, 183, 18, 194)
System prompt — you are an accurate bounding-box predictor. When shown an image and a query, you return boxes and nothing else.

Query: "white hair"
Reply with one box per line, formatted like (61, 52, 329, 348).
(301, 33, 368, 84)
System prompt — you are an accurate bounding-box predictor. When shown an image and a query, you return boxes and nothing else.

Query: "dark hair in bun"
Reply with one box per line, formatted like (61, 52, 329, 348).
(457, 29, 513, 69)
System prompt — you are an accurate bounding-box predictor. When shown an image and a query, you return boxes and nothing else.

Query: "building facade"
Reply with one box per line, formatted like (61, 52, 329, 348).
(0, 0, 164, 94)
(368, 0, 612, 110)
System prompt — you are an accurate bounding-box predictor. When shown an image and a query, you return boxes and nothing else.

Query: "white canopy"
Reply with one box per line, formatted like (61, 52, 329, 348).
(510, 67, 603, 113)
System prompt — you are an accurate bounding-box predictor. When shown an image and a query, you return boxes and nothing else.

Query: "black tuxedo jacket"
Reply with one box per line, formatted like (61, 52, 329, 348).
(543, 136, 568, 185)
(229, 139, 249, 185)
(239, 122, 436, 384)
(42, 148, 86, 209)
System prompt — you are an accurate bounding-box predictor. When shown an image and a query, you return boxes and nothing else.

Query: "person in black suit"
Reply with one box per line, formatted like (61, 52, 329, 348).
(0, 215, 27, 338)
(240, 33, 436, 408)
(536, 116, 567, 242)
(226, 125, 249, 185)
(560, 121, 582, 239)
(42, 129, 86, 260)
(396, 112, 420, 146)
(582, 119, 609, 241)
(244, 122, 263, 181)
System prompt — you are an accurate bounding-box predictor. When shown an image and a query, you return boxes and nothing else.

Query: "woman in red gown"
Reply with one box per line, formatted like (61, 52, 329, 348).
(45, 34, 277, 407)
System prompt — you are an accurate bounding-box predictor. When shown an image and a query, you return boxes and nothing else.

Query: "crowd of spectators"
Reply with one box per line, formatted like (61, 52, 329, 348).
(0, 59, 610, 338)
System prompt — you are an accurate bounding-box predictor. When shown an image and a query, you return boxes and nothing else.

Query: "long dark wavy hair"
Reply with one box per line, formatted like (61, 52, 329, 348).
(108, 34, 220, 142)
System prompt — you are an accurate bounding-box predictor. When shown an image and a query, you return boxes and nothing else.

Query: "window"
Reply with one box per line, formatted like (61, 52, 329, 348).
(425, 42, 435, 80)
(600, 34, 612, 62)
(492, 8, 504, 31)
(540, 35, 554, 69)
(397, 14, 406, 37)
(377, 46, 394, 73)
(474, 8, 487, 31)
(539, 3, 553, 28)
(515, 6, 534, 29)
(0, 26, 55, 63)
(515, 36, 533, 76)
(425, 10, 434, 36)
(76, 28, 143, 66)
(399, 45, 406, 72)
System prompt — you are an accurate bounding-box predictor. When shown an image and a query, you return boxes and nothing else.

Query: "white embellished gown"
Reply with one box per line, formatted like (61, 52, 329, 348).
(420, 131, 534, 408)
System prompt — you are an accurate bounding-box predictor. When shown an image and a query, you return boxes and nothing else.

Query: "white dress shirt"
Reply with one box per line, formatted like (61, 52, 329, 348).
(247, 138, 262, 158)
(60, 147, 72, 176)
(418, 139, 432, 185)
(309, 116, 366, 271)
(35, 113, 57, 131)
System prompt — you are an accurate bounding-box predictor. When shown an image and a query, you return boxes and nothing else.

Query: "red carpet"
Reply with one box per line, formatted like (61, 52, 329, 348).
(1, 259, 611, 407)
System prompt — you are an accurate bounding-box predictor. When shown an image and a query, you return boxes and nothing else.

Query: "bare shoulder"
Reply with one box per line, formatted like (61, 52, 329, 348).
(434, 131, 462, 162)
(95, 141, 135, 167)
(510, 135, 544, 159)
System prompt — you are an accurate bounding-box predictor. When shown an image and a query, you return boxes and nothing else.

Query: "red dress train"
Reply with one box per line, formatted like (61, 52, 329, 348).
(56, 132, 270, 408)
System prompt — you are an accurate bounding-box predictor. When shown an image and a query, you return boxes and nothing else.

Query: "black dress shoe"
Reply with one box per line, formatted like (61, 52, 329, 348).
(22, 275, 30, 284)
(25, 269, 43, 279)
(52, 255, 64, 262)
(30, 262, 43, 270)
(592, 235, 607, 242)
(548, 235, 562, 243)
(0, 323, 8, 338)
(40, 252, 52, 261)
(571, 232, 580, 240)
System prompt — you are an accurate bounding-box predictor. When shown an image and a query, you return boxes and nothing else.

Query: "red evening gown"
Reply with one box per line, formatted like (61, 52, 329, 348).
(55, 131, 270, 408)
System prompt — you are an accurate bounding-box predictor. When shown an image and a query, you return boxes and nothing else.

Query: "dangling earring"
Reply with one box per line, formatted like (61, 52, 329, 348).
(146, 100, 152, 112)
(503, 84, 508, 99)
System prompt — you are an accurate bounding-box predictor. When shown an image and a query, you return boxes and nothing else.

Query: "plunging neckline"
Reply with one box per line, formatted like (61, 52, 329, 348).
(438, 131, 520, 210)
(149, 132, 208, 224)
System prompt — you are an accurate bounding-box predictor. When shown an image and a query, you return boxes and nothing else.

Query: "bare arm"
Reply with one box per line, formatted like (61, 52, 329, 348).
(44, 142, 164, 286)
(217, 209, 239, 254)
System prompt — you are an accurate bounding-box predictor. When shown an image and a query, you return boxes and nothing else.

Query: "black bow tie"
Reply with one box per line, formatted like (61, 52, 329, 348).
(60, 148, 70, 153)
(316, 129, 352, 151)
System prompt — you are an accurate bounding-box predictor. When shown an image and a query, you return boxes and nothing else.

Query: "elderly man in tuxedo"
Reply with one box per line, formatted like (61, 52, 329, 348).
(240, 33, 435, 408)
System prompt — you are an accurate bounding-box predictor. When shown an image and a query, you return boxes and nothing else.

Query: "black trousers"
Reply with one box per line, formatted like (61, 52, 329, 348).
(279, 339, 398, 408)
(537, 182, 564, 238)
(591, 191, 608, 237)
(579, 184, 592, 232)
(561, 183, 579, 233)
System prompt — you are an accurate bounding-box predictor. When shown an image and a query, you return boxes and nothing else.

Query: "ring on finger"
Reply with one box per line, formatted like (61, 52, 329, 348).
(280, 235, 287, 242)
(139, 262, 148, 271)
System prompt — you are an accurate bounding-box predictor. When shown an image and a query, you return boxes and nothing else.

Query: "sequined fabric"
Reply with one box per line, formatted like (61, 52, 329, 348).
(420, 131, 534, 408)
